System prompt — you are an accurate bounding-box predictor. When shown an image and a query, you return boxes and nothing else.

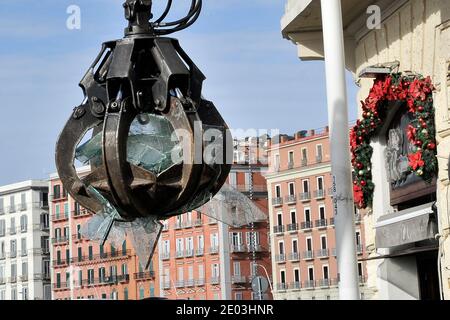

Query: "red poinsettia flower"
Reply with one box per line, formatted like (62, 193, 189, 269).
(408, 152, 425, 170)
(406, 125, 416, 141)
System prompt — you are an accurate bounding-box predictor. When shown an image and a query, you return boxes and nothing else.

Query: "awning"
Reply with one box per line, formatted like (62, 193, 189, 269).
(359, 244, 439, 261)
(375, 202, 438, 248)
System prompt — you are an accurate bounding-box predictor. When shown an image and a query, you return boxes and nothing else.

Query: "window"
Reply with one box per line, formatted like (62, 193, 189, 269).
(0, 220, 5, 237)
(77, 247, 82, 262)
(87, 269, 94, 284)
(274, 154, 280, 170)
(0, 199, 3, 214)
(176, 238, 184, 254)
(76, 224, 81, 239)
(358, 262, 363, 278)
(186, 237, 194, 253)
(56, 250, 61, 264)
(88, 246, 93, 260)
(21, 238, 27, 256)
(9, 196, 15, 212)
(292, 239, 298, 254)
(53, 185, 61, 199)
(316, 144, 323, 161)
(65, 249, 70, 263)
(10, 239, 17, 256)
(304, 208, 311, 223)
(210, 233, 219, 248)
(290, 210, 296, 224)
(275, 185, 281, 198)
(356, 231, 361, 246)
(323, 265, 329, 280)
(301, 148, 308, 164)
(111, 244, 116, 256)
(229, 172, 237, 187)
(10, 217, 15, 234)
(233, 262, 241, 276)
(162, 240, 170, 255)
(122, 241, 127, 255)
(56, 273, 61, 287)
(124, 288, 129, 300)
(198, 264, 204, 280)
(55, 204, 60, 218)
(302, 180, 309, 193)
(244, 172, 251, 188)
(177, 266, 184, 282)
(280, 270, 286, 284)
(54, 228, 61, 239)
(277, 212, 283, 226)
(197, 235, 204, 250)
(20, 193, 26, 211)
(19, 215, 27, 232)
(230, 232, 243, 246)
(150, 283, 155, 297)
(11, 287, 17, 300)
(306, 237, 313, 251)
(235, 292, 243, 300)
(319, 206, 326, 220)
(320, 235, 327, 250)
(278, 241, 285, 255)
(63, 227, 69, 239)
(294, 269, 300, 283)
(40, 213, 49, 229)
(78, 270, 82, 286)
(288, 182, 295, 196)
(308, 267, 314, 281)
(246, 232, 260, 247)
(43, 260, 50, 277)
(0, 289, 5, 300)
(121, 263, 128, 276)
(288, 151, 294, 166)
(99, 267, 106, 282)
(211, 264, 220, 278)
(317, 176, 324, 191)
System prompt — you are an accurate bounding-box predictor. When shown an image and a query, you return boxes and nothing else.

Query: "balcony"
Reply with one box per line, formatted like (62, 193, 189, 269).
(9, 227, 16, 235)
(134, 271, 155, 280)
(72, 234, 83, 242)
(53, 282, 69, 290)
(50, 192, 67, 202)
(195, 248, 204, 256)
(315, 219, 328, 229)
(247, 244, 263, 252)
(314, 189, 326, 199)
(8, 205, 16, 213)
(118, 274, 130, 283)
(19, 250, 28, 257)
(288, 252, 300, 261)
(162, 281, 171, 289)
(290, 281, 301, 290)
(193, 219, 202, 227)
(276, 283, 288, 291)
(275, 254, 286, 263)
(174, 222, 182, 230)
(53, 259, 69, 267)
(51, 236, 69, 245)
(317, 279, 331, 288)
(33, 273, 51, 281)
(39, 201, 49, 209)
(8, 252, 17, 259)
(330, 217, 335, 226)
(316, 249, 329, 259)
(299, 192, 311, 202)
(303, 280, 315, 289)
(285, 195, 296, 204)
(72, 209, 92, 218)
(9, 276, 17, 284)
(273, 225, 285, 234)
(40, 223, 50, 232)
(286, 223, 298, 232)
(302, 250, 314, 260)
(52, 213, 69, 222)
(184, 249, 194, 257)
(288, 161, 294, 169)
(182, 220, 193, 228)
(72, 250, 131, 264)
(20, 275, 28, 282)
(301, 158, 308, 167)
(175, 251, 184, 258)
(162, 223, 169, 231)
(316, 155, 323, 163)
(0, 253, 5, 260)
(230, 245, 247, 253)
(160, 252, 170, 260)
(209, 246, 219, 254)
(231, 275, 246, 284)
(195, 278, 205, 286)
(300, 221, 313, 231)
(185, 279, 195, 287)
(272, 197, 283, 207)
(0, 278, 5, 285)
(359, 275, 367, 284)
(208, 218, 217, 225)
(210, 277, 220, 285)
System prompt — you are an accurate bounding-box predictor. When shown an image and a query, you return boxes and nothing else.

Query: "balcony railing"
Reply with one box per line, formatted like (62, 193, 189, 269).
(300, 221, 313, 230)
(8, 252, 17, 259)
(72, 209, 92, 218)
(193, 219, 203, 227)
(51, 236, 69, 245)
(356, 244, 363, 255)
(195, 248, 204, 256)
(134, 271, 155, 280)
(209, 246, 219, 254)
(9, 276, 17, 284)
(185, 279, 195, 287)
(0, 278, 5, 285)
(272, 197, 283, 206)
(359, 275, 367, 284)
(72, 250, 131, 263)
(33, 273, 51, 281)
(195, 278, 205, 286)
(9, 227, 16, 235)
(174, 222, 182, 230)
(301, 158, 308, 167)
(273, 225, 285, 234)
(286, 223, 298, 232)
(162, 281, 171, 289)
(330, 217, 335, 226)
(210, 277, 220, 285)
(302, 250, 314, 260)
(0, 253, 5, 260)
(184, 249, 194, 257)
(175, 251, 184, 258)
(231, 275, 246, 284)
(316, 249, 329, 258)
(317, 279, 331, 288)
(160, 252, 170, 260)
(316, 155, 323, 163)
(314, 189, 326, 199)
(51, 213, 69, 222)
(20, 275, 28, 282)
(290, 281, 301, 290)
(315, 219, 328, 228)
(285, 195, 296, 204)
(299, 192, 311, 201)
(182, 220, 193, 228)
(118, 274, 130, 283)
(276, 283, 287, 291)
(288, 161, 294, 169)
(247, 244, 263, 252)
(8, 205, 16, 213)
(275, 254, 286, 263)
(53, 259, 69, 267)
(230, 245, 247, 253)
(288, 252, 300, 261)
(303, 280, 315, 289)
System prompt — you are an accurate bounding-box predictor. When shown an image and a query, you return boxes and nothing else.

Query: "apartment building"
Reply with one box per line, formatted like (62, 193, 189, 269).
(266, 128, 372, 300)
(0, 180, 51, 300)
(159, 138, 272, 300)
(49, 167, 159, 300)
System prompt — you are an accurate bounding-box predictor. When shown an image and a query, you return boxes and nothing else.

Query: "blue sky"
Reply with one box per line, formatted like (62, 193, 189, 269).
(0, 0, 358, 185)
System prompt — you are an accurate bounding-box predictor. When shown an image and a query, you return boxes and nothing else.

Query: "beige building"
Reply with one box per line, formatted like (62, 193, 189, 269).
(282, 0, 450, 299)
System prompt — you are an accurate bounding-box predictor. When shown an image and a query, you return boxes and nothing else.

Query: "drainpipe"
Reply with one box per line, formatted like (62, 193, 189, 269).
(320, 0, 360, 300)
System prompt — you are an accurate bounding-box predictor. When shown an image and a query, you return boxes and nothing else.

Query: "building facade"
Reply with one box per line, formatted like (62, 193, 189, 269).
(49, 167, 159, 300)
(281, 0, 450, 299)
(0, 180, 51, 300)
(265, 129, 372, 299)
(159, 139, 272, 300)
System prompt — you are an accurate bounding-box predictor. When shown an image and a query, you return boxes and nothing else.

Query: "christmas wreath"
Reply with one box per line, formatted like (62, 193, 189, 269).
(350, 72, 437, 209)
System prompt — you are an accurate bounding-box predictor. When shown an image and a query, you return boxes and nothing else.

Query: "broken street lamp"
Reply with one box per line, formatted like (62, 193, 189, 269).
(55, 0, 236, 264)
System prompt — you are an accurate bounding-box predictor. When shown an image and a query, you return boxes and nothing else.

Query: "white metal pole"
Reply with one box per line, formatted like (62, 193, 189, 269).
(320, 0, 360, 300)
